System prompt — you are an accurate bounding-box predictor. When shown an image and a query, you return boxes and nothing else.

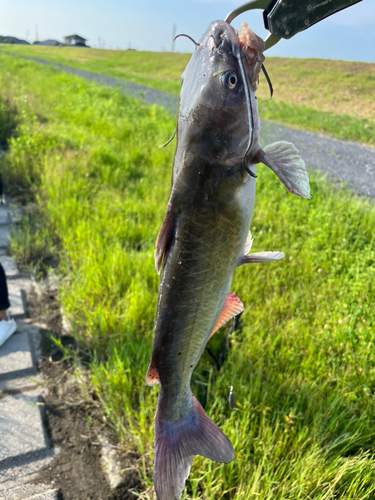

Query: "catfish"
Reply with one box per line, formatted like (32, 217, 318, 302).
(147, 20, 310, 500)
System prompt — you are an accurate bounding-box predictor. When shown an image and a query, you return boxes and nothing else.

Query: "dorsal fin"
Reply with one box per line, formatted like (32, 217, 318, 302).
(210, 292, 244, 339)
(146, 357, 160, 386)
(154, 203, 175, 275)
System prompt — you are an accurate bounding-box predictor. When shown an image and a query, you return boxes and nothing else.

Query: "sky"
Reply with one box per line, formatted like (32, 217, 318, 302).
(0, 0, 374, 62)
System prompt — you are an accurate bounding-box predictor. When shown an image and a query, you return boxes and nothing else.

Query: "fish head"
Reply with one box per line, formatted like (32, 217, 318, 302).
(173, 20, 264, 182)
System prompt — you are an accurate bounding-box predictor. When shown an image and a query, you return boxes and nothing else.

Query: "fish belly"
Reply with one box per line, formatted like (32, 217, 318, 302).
(153, 173, 256, 418)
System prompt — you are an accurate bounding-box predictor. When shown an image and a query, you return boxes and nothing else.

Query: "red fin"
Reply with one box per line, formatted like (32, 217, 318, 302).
(145, 358, 160, 386)
(154, 203, 175, 275)
(241, 251, 284, 264)
(210, 292, 244, 339)
(154, 394, 234, 500)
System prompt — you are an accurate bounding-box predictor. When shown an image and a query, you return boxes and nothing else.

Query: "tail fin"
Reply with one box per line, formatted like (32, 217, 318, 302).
(154, 395, 234, 500)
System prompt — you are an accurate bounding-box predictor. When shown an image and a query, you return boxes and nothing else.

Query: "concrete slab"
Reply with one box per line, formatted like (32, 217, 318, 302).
(0, 212, 12, 225)
(14, 322, 40, 337)
(0, 480, 57, 500)
(0, 199, 22, 223)
(0, 453, 55, 495)
(0, 255, 19, 277)
(8, 290, 25, 319)
(0, 384, 43, 399)
(0, 226, 11, 249)
(0, 394, 50, 469)
(0, 333, 35, 378)
(24, 490, 60, 500)
(7, 278, 31, 319)
(0, 331, 40, 392)
(7, 204, 23, 224)
(24, 325, 43, 365)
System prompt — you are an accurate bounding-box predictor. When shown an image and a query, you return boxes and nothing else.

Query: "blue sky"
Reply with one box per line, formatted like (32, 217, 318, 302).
(0, 0, 374, 62)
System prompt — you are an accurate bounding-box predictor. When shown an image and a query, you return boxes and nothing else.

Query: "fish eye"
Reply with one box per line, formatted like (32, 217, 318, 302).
(221, 71, 239, 91)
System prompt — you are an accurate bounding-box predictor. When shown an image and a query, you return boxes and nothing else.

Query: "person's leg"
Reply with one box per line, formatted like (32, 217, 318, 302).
(0, 261, 17, 347)
(0, 261, 10, 314)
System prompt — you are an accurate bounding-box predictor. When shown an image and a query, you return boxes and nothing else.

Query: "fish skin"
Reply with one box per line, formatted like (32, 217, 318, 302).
(148, 20, 310, 500)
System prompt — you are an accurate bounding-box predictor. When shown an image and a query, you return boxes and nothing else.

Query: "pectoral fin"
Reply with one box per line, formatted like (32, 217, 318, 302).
(210, 292, 244, 339)
(254, 141, 311, 199)
(154, 203, 175, 275)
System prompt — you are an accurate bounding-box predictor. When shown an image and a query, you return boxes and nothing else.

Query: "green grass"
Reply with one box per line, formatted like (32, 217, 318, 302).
(2, 44, 375, 145)
(0, 95, 18, 148)
(258, 98, 375, 145)
(2, 53, 375, 499)
(0, 43, 190, 95)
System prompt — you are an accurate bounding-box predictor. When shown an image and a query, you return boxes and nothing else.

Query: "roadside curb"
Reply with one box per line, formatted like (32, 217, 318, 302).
(0, 198, 60, 500)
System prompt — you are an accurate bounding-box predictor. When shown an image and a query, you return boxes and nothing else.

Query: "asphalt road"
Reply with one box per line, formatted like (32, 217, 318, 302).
(260, 122, 375, 198)
(3, 52, 375, 198)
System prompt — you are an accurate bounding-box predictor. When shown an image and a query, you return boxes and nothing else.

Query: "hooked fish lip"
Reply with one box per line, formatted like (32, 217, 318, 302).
(210, 24, 240, 57)
(208, 20, 238, 43)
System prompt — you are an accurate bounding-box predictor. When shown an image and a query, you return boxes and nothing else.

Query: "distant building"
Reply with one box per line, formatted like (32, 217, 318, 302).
(63, 34, 88, 47)
(39, 39, 62, 46)
(0, 36, 29, 45)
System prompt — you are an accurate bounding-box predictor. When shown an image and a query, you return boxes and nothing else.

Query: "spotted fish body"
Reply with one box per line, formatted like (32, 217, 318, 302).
(147, 20, 310, 500)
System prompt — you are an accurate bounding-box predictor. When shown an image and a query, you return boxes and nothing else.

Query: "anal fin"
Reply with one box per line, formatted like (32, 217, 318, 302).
(241, 251, 284, 264)
(240, 230, 284, 265)
(210, 292, 244, 339)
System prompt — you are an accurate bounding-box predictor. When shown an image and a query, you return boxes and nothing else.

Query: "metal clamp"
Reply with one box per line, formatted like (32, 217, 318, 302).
(225, 0, 364, 50)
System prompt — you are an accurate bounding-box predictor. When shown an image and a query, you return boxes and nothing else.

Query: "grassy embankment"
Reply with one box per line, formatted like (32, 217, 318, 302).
(1, 54, 375, 499)
(2, 43, 375, 146)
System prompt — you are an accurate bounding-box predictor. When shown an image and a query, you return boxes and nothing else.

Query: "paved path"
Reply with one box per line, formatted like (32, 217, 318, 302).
(3, 51, 375, 199)
(259, 122, 375, 198)
(0, 200, 58, 500)
(1, 53, 178, 115)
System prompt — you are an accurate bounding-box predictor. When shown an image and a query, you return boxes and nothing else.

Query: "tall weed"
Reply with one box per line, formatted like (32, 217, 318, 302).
(0, 96, 18, 148)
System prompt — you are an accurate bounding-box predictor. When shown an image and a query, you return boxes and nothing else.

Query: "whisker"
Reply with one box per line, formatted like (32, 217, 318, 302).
(261, 64, 273, 99)
(173, 34, 200, 47)
(163, 128, 177, 148)
(234, 45, 255, 174)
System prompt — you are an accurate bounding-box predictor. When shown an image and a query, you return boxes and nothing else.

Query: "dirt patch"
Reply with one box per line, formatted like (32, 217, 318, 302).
(29, 285, 145, 500)
(28, 285, 63, 335)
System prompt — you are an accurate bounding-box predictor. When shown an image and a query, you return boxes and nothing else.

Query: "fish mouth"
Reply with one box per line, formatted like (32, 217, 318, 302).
(210, 25, 235, 54)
